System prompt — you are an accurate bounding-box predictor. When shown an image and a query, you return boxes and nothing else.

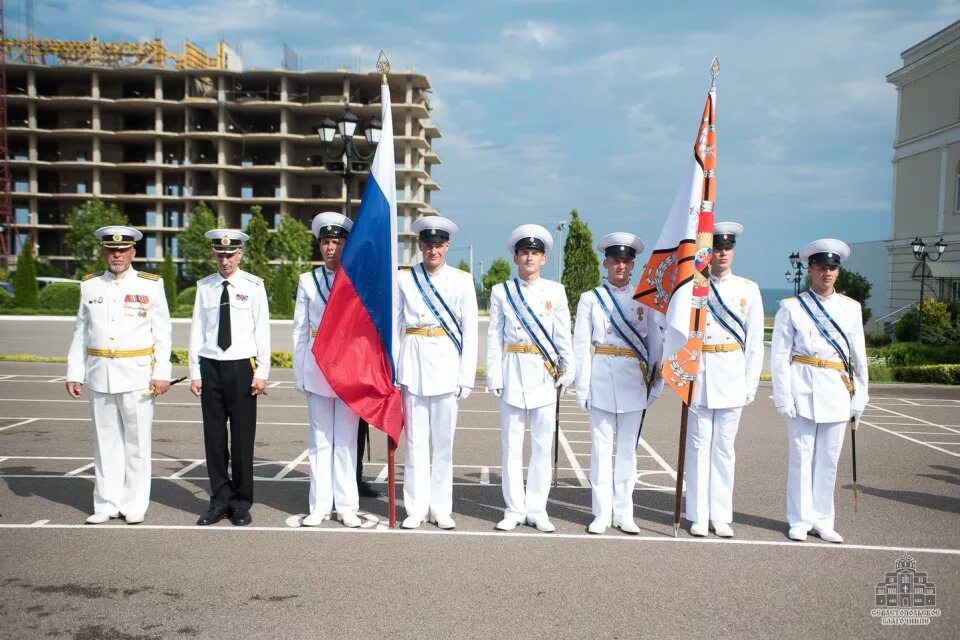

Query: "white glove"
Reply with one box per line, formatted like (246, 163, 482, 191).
(489, 388, 503, 397)
(555, 372, 574, 389)
(776, 402, 797, 419)
(456, 386, 472, 401)
(578, 397, 590, 412)
(745, 394, 755, 406)
(852, 410, 862, 423)
(294, 379, 305, 394)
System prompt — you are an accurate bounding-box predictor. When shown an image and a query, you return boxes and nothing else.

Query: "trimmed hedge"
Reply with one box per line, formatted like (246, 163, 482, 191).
(874, 342, 960, 367)
(0, 307, 76, 316)
(177, 286, 197, 307)
(170, 347, 293, 369)
(38, 283, 82, 310)
(0, 288, 11, 308)
(866, 332, 892, 347)
(892, 364, 960, 385)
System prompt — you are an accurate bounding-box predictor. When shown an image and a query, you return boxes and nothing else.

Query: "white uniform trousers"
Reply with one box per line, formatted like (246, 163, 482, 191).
(501, 401, 555, 521)
(786, 416, 846, 531)
(684, 404, 742, 525)
(87, 389, 154, 517)
(306, 392, 360, 518)
(589, 407, 642, 524)
(402, 389, 458, 520)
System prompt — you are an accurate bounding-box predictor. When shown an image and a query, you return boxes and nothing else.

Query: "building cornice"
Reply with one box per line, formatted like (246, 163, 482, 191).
(892, 121, 960, 160)
(887, 20, 960, 87)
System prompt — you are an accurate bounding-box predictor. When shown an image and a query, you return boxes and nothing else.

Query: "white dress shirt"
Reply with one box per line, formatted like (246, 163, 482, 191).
(573, 283, 663, 413)
(396, 263, 479, 396)
(694, 272, 765, 409)
(292, 266, 337, 397)
(67, 268, 173, 394)
(487, 276, 574, 410)
(188, 269, 271, 380)
(771, 290, 869, 423)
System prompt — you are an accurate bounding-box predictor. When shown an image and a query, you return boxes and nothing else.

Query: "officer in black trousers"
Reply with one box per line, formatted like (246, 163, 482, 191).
(357, 420, 380, 497)
(189, 229, 271, 526)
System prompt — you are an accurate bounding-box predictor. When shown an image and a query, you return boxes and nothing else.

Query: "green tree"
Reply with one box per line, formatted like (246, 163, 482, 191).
(181, 201, 217, 282)
(560, 209, 600, 318)
(457, 259, 470, 273)
(13, 239, 40, 308)
(64, 198, 128, 278)
(243, 205, 272, 286)
(270, 213, 312, 294)
(895, 298, 951, 343)
(271, 264, 295, 316)
(159, 252, 178, 311)
(482, 257, 512, 303)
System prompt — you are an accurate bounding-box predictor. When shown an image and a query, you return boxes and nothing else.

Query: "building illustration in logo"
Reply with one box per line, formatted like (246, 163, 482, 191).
(875, 554, 937, 607)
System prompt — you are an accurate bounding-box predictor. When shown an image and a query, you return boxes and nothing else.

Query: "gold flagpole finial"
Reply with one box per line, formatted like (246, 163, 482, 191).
(710, 57, 720, 88)
(376, 50, 391, 85)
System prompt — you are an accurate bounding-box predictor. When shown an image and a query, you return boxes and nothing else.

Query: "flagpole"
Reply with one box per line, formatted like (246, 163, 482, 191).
(388, 437, 397, 528)
(673, 404, 690, 537)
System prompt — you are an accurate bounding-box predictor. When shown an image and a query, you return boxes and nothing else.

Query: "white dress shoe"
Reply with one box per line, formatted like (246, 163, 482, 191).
(401, 516, 423, 529)
(495, 517, 521, 531)
(338, 512, 362, 528)
(123, 513, 145, 525)
(587, 518, 607, 534)
(431, 514, 456, 530)
(615, 518, 640, 535)
(689, 522, 708, 537)
(85, 512, 116, 525)
(301, 512, 328, 527)
(812, 527, 843, 543)
(711, 522, 734, 538)
(788, 525, 809, 541)
(527, 516, 555, 533)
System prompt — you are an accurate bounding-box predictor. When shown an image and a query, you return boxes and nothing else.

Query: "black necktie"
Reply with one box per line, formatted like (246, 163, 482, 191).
(218, 281, 232, 351)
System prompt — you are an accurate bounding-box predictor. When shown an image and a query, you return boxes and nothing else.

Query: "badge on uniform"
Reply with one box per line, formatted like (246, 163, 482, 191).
(636, 307, 645, 321)
(235, 293, 248, 302)
(545, 300, 552, 311)
(740, 298, 747, 313)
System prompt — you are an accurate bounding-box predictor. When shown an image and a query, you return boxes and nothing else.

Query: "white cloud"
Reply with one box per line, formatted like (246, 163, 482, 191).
(501, 20, 564, 49)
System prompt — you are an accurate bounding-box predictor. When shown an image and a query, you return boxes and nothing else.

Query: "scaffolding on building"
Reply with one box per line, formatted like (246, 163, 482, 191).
(1, 36, 230, 70)
(0, 0, 16, 270)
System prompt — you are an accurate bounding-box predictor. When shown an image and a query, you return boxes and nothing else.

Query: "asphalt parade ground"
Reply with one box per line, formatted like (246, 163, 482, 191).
(0, 360, 958, 639)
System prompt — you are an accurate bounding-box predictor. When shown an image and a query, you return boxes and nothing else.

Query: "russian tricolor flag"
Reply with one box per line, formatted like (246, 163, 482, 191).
(314, 81, 403, 445)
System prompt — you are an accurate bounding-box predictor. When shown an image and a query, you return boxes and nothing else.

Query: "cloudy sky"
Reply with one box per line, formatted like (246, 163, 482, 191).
(17, 0, 959, 286)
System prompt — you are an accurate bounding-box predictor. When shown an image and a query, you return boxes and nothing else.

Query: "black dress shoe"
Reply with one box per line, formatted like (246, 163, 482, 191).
(358, 481, 381, 498)
(197, 505, 229, 526)
(229, 509, 252, 526)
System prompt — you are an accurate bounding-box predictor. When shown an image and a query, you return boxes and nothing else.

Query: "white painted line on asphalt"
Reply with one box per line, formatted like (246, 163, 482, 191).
(47, 376, 66, 383)
(868, 404, 960, 435)
(30, 520, 49, 526)
(0, 416, 310, 427)
(268, 381, 282, 388)
(479, 466, 490, 485)
(0, 417, 38, 432)
(860, 420, 960, 458)
(374, 465, 388, 483)
(274, 449, 309, 479)
(0, 522, 957, 556)
(926, 442, 960, 446)
(64, 462, 95, 476)
(0, 457, 6, 464)
(168, 460, 205, 479)
(0, 375, 14, 381)
(895, 431, 960, 436)
(637, 437, 678, 480)
(558, 428, 589, 487)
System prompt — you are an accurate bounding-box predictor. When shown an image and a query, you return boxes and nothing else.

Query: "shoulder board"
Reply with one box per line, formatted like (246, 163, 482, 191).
(199, 274, 218, 285)
(137, 271, 161, 281)
(82, 272, 102, 282)
(782, 296, 796, 303)
(241, 272, 264, 285)
(739, 276, 753, 284)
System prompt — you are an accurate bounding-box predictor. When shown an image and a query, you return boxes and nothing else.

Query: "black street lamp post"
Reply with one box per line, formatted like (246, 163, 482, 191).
(785, 251, 805, 296)
(316, 111, 382, 217)
(911, 236, 947, 342)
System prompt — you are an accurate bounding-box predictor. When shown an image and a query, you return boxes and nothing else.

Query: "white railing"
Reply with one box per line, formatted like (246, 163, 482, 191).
(873, 302, 918, 336)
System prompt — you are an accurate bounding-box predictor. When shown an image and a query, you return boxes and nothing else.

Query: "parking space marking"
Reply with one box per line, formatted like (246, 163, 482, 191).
(860, 420, 960, 457)
(558, 428, 589, 487)
(0, 522, 956, 555)
(637, 437, 678, 480)
(374, 465, 388, 483)
(64, 462, 95, 476)
(0, 417, 38, 432)
(274, 449, 309, 479)
(479, 466, 490, 485)
(868, 403, 960, 434)
(168, 460, 205, 479)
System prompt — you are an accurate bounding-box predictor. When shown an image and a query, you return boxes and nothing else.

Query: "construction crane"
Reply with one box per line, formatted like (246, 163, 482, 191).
(0, 0, 16, 270)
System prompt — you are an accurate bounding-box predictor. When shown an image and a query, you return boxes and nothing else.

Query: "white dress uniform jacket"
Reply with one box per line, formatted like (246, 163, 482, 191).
(67, 268, 173, 393)
(487, 277, 574, 409)
(573, 283, 663, 412)
(771, 291, 869, 423)
(397, 264, 479, 395)
(292, 266, 337, 396)
(188, 269, 271, 380)
(695, 273, 765, 409)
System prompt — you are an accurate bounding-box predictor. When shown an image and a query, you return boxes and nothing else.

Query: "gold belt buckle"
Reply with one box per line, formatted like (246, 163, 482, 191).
(108, 348, 116, 359)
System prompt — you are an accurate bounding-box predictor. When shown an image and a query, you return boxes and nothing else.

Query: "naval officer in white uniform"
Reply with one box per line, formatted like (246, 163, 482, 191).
(772, 238, 868, 544)
(293, 212, 363, 528)
(189, 229, 271, 527)
(487, 224, 575, 533)
(66, 225, 172, 524)
(396, 216, 479, 530)
(574, 232, 663, 535)
(684, 222, 764, 538)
